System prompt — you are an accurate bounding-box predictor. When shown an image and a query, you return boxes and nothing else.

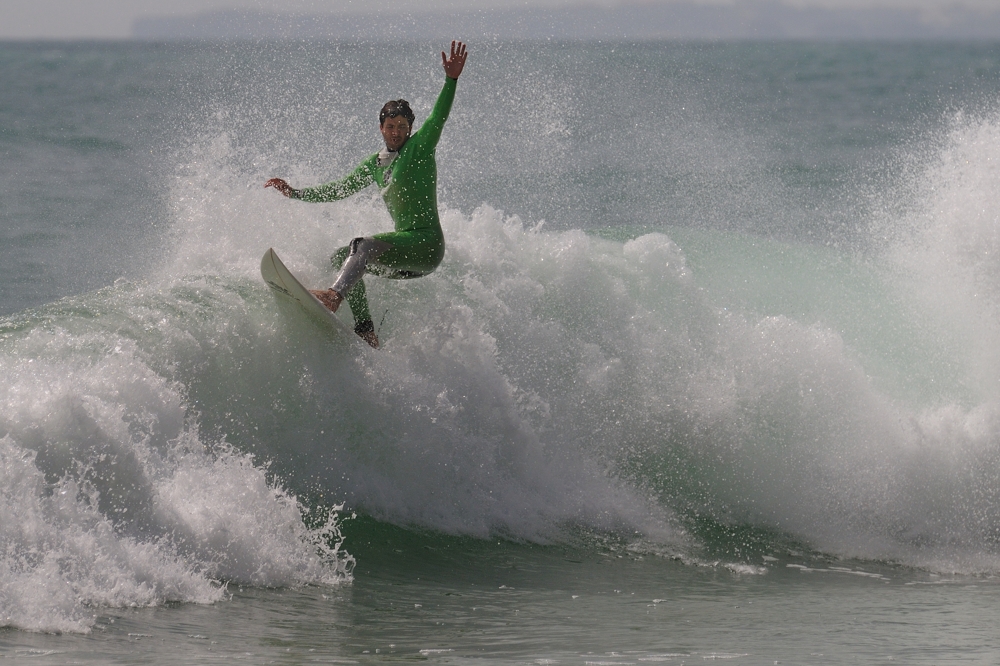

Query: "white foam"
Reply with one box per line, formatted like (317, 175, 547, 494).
(11, 106, 1000, 641)
(153, 141, 1000, 572)
(0, 327, 352, 633)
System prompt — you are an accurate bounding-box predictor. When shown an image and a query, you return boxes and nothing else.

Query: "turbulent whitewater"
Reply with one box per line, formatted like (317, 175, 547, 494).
(3, 42, 1000, 652)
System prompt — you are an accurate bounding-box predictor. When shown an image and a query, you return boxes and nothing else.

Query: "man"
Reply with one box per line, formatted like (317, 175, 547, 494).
(265, 40, 469, 349)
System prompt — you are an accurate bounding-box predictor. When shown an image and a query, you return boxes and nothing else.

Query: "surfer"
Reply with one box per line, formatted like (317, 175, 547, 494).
(265, 40, 469, 349)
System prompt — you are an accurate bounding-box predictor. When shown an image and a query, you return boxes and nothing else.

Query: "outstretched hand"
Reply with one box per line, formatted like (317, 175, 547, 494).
(442, 40, 468, 80)
(264, 177, 296, 198)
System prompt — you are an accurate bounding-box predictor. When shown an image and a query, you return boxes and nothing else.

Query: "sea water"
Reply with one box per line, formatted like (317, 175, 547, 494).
(2, 40, 1000, 663)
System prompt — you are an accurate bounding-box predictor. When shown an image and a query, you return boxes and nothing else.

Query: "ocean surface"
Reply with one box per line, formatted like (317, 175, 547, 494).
(2, 39, 1000, 663)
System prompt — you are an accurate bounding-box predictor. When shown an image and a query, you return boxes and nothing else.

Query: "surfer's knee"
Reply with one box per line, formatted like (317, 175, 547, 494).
(331, 237, 390, 297)
(349, 236, 392, 259)
(331, 236, 387, 267)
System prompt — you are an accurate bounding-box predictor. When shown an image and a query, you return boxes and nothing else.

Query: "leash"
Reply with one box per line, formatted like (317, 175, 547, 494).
(377, 308, 389, 337)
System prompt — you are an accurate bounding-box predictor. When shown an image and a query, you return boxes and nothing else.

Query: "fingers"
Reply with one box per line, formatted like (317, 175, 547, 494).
(264, 178, 294, 197)
(442, 40, 467, 78)
(443, 40, 467, 64)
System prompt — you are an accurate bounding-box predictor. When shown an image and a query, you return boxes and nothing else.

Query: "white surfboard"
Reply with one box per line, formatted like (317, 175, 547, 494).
(260, 247, 357, 340)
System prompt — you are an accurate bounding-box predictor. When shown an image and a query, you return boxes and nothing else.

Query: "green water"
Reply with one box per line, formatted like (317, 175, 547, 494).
(5, 528, 999, 664)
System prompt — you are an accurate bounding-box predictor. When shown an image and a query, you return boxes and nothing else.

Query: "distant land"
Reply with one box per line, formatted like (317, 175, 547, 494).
(134, 1, 1000, 41)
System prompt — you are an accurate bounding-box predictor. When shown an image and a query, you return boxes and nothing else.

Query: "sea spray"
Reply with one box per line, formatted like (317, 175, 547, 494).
(5, 46, 1000, 640)
(154, 140, 1000, 573)
(880, 108, 1000, 400)
(7, 40, 1000, 662)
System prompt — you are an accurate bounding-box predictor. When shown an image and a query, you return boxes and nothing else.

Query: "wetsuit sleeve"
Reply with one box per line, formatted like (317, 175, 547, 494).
(293, 155, 378, 203)
(411, 77, 457, 150)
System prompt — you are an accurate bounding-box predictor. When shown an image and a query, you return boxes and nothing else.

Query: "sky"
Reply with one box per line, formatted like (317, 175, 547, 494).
(0, 0, 997, 40)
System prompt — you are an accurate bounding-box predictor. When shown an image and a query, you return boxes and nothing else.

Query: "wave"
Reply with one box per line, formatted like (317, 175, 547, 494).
(155, 106, 1000, 573)
(5, 104, 1000, 632)
(0, 285, 353, 633)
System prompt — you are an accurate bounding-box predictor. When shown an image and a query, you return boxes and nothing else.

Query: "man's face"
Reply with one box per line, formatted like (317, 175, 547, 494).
(380, 116, 411, 152)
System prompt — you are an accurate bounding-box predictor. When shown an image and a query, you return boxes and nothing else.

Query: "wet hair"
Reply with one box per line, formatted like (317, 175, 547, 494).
(379, 99, 415, 127)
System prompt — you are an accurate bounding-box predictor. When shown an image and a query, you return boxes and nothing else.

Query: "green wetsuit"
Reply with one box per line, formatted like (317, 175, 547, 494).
(294, 77, 457, 331)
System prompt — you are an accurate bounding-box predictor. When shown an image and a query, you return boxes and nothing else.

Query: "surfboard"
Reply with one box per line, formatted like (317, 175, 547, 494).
(260, 247, 357, 340)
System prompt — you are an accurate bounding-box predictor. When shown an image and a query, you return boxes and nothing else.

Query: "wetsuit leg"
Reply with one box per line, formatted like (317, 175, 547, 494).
(330, 230, 445, 334)
(331, 237, 392, 295)
(331, 243, 375, 335)
(367, 229, 445, 278)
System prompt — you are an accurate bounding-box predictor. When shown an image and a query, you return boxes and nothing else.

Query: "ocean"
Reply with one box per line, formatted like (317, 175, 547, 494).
(2, 39, 1000, 663)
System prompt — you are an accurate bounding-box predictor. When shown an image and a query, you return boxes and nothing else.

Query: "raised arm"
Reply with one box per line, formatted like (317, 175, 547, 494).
(407, 42, 467, 150)
(441, 40, 468, 80)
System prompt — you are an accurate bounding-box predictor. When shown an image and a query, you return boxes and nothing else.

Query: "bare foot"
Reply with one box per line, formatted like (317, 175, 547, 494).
(357, 329, 379, 349)
(309, 288, 343, 313)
